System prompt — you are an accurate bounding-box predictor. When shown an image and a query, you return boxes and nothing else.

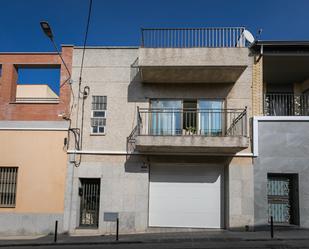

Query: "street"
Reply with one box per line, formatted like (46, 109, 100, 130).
(1, 239, 309, 249)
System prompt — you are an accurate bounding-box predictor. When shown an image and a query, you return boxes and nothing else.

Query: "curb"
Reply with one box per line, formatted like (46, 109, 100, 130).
(1, 237, 309, 247)
(0, 240, 142, 248)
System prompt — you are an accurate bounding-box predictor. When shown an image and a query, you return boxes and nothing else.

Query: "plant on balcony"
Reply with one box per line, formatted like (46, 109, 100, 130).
(185, 126, 197, 135)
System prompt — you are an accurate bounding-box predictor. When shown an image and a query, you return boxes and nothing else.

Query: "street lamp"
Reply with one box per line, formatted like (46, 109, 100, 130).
(40, 21, 53, 40)
(40, 21, 71, 82)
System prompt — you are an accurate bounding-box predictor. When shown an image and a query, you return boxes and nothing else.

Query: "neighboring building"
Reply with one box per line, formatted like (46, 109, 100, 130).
(0, 46, 73, 235)
(64, 28, 255, 234)
(250, 41, 309, 228)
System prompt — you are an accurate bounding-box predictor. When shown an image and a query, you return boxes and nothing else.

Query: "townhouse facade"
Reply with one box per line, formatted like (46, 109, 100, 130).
(64, 28, 255, 234)
(251, 41, 309, 228)
(0, 46, 73, 235)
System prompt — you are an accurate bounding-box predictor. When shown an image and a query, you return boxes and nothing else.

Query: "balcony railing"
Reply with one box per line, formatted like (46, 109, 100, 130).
(264, 93, 309, 116)
(137, 108, 247, 137)
(141, 27, 246, 48)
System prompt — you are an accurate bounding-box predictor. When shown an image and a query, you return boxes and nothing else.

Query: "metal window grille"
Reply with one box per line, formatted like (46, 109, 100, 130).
(91, 96, 107, 134)
(0, 167, 18, 207)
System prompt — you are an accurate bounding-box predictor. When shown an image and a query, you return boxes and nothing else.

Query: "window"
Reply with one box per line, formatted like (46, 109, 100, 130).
(0, 167, 18, 207)
(0, 64, 2, 77)
(91, 96, 107, 134)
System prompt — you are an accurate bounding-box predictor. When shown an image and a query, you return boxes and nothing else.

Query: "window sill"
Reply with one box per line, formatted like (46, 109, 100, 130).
(0, 205, 16, 208)
(90, 133, 106, 136)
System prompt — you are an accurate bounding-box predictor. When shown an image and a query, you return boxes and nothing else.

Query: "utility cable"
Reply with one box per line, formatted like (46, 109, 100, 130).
(74, 0, 93, 166)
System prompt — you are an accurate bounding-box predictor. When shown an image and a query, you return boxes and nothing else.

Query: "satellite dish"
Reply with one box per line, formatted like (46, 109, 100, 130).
(243, 29, 255, 44)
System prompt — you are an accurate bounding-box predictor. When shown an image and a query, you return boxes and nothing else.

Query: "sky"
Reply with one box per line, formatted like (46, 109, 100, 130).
(1, 0, 309, 52)
(2, 0, 309, 91)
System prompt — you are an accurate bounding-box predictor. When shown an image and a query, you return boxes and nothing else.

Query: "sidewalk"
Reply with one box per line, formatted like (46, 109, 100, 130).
(0, 228, 309, 247)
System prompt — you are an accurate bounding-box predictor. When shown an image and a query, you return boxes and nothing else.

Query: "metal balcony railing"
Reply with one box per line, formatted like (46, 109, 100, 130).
(264, 93, 309, 116)
(137, 108, 247, 137)
(141, 27, 246, 48)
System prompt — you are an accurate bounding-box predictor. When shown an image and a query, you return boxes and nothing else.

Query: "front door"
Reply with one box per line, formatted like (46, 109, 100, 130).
(267, 174, 299, 225)
(79, 178, 100, 228)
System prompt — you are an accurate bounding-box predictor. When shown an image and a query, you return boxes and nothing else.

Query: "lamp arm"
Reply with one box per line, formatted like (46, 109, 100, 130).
(50, 38, 71, 84)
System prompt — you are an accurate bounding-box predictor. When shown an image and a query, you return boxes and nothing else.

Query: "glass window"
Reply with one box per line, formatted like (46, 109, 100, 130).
(198, 100, 223, 136)
(150, 100, 182, 135)
(91, 96, 107, 134)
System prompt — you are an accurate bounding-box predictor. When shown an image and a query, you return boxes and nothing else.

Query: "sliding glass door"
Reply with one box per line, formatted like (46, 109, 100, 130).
(199, 100, 223, 136)
(150, 100, 182, 135)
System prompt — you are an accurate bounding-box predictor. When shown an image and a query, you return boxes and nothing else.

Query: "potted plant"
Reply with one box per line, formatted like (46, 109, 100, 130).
(185, 126, 197, 135)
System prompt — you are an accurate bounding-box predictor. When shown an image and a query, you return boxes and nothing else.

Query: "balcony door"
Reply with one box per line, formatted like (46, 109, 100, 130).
(150, 100, 182, 135)
(198, 100, 223, 136)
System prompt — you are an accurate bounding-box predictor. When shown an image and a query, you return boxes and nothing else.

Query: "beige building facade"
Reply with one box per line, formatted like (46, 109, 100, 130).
(64, 28, 256, 234)
(0, 121, 69, 235)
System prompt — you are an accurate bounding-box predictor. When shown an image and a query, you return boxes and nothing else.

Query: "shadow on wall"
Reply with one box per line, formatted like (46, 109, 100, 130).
(150, 163, 221, 184)
(127, 58, 234, 103)
(124, 154, 149, 173)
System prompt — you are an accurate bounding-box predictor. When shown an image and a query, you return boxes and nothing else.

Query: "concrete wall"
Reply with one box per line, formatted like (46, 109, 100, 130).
(228, 157, 254, 229)
(139, 48, 250, 66)
(254, 119, 309, 228)
(70, 47, 253, 153)
(63, 155, 149, 234)
(0, 127, 68, 235)
(16, 84, 58, 98)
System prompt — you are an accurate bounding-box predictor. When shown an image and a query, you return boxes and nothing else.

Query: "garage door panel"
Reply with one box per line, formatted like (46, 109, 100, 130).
(149, 164, 223, 228)
(150, 211, 220, 228)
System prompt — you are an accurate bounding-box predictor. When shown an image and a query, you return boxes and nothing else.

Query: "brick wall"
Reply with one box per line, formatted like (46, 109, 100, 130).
(252, 56, 263, 116)
(0, 46, 73, 121)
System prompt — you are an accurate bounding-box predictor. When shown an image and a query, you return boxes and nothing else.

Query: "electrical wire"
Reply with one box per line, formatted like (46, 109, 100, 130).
(74, 0, 93, 167)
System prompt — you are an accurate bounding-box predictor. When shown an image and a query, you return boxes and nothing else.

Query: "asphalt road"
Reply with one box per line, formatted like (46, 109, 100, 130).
(1, 239, 309, 249)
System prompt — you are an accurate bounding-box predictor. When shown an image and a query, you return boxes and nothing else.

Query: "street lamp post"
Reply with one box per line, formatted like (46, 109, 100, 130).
(40, 21, 71, 83)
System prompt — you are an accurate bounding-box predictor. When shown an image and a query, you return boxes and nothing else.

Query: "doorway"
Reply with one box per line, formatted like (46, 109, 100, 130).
(79, 178, 101, 228)
(267, 174, 299, 225)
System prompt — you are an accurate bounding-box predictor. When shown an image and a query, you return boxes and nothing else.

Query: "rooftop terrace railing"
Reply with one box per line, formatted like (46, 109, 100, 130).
(141, 27, 246, 48)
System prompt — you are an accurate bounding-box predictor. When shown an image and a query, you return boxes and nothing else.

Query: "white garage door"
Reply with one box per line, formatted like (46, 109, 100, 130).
(149, 164, 223, 228)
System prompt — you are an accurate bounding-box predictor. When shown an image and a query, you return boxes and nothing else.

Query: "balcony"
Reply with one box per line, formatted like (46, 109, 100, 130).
(138, 27, 249, 84)
(264, 93, 309, 116)
(134, 108, 249, 154)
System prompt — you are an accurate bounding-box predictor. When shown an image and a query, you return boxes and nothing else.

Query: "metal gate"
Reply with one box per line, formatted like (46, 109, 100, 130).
(79, 178, 100, 228)
(267, 175, 291, 224)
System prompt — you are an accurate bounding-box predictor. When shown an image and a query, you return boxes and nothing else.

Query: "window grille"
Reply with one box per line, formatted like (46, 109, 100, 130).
(0, 167, 18, 207)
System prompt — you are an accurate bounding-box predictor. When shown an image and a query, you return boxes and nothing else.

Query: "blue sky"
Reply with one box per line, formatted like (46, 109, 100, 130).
(1, 0, 309, 52)
(17, 67, 60, 94)
(2, 0, 309, 92)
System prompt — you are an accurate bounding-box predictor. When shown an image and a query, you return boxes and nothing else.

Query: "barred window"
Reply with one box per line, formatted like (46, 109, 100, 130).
(91, 96, 107, 134)
(0, 167, 18, 207)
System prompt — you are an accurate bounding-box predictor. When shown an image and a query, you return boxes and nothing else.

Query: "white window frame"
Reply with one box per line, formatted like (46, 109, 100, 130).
(91, 96, 107, 135)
